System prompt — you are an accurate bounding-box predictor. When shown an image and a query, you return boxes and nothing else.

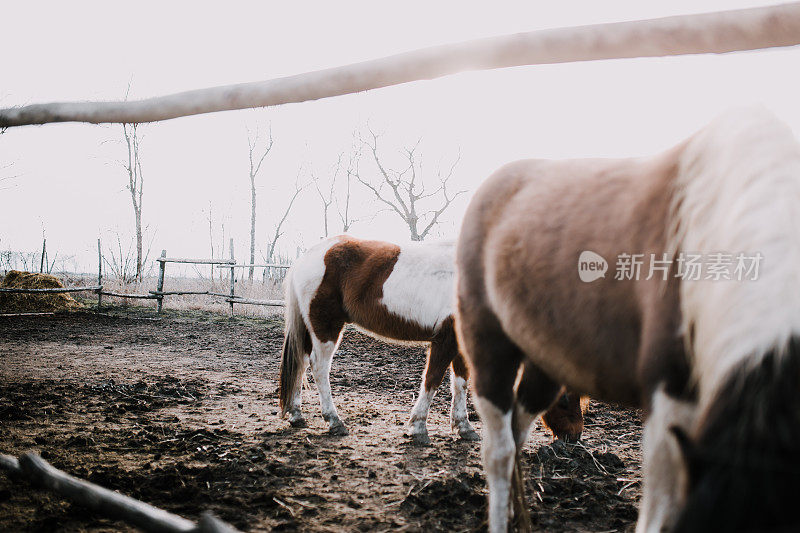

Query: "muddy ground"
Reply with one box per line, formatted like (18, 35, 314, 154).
(0, 309, 643, 532)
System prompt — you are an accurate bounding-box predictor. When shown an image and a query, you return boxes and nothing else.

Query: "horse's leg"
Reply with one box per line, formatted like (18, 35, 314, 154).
(503, 360, 562, 531)
(287, 353, 310, 427)
(309, 332, 348, 436)
(637, 386, 695, 533)
(450, 351, 479, 441)
(513, 361, 562, 448)
(459, 317, 525, 533)
(540, 390, 587, 442)
(409, 316, 471, 445)
(634, 291, 696, 533)
(408, 343, 451, 446)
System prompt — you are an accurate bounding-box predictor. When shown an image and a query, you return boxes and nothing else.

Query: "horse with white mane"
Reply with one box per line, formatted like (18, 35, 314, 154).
(278, 235, 585, 445)
(456, 108, 800, 532)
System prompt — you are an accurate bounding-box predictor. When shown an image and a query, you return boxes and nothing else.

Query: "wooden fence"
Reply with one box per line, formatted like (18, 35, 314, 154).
(0, 238, 291, 316)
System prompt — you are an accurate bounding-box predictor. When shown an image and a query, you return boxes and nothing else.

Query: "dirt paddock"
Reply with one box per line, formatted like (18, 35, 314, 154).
(0, 309, 643, 532)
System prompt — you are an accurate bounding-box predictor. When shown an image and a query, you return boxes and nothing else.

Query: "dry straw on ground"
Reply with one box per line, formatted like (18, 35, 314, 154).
(0, 271, 83, 313)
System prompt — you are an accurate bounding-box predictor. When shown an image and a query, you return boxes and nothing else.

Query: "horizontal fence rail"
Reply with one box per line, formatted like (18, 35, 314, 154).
(156, 257, 235, 265)
(101, 291, 158, 299)
(225, 297, 286, 306)
(229, 263, 290, 269)
(0, 286, 101, 294)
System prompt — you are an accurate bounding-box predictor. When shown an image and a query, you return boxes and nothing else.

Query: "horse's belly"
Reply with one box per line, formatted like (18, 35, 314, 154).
(521, 331, 641, 405)
(347, 306, 435, 343)
(487, 248, 644, 405)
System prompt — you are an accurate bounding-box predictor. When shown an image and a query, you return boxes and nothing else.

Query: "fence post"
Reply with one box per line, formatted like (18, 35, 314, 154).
(97, 239, 102, 311)
(228, 238, 235, 317)
(40, 239, 46, 273)
(156, 249, 166, 313)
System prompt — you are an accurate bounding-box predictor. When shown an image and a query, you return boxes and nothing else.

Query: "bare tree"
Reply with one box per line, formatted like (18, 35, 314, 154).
(121, 120, 144, 281)
(206, 201, 215, 283)
(0, 166, 16, 190)
(335, 147, 363, 234)
(353, 128, 464, 241)
(266, 172, 304, 262)
(310, 145, 362, 238)
(310, 154, 343, 238)
(247, 125, 274, 281)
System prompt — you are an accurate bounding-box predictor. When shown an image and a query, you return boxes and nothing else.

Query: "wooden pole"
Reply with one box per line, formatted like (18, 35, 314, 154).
(156, 249, 166, 313)
(40, 238, 46, 273)
(18, 453, 196, 533)
(228, 238, 235, 317)
(97, 238, 102, 311)
(1, 3, 799, 128)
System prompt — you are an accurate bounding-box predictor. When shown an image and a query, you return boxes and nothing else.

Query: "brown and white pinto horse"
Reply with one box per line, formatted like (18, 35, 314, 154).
(456, 108, 800, 532)
(278, 235, 585, 444)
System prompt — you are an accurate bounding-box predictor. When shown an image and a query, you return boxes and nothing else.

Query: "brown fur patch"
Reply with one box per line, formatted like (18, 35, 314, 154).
(423, 316, 459, 391)
(308, 236, 433, 343)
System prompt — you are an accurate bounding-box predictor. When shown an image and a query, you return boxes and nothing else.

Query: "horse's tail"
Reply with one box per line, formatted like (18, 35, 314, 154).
(669, 106, 800, 399)
(279, 268, 310, 416)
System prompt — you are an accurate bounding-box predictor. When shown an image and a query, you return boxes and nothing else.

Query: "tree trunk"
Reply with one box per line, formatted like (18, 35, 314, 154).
(135, 208, 143, 282)
(249, 175, 256, 282)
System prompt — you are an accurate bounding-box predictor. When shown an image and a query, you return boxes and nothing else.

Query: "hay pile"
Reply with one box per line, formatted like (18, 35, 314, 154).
(0, 270, 83, 313)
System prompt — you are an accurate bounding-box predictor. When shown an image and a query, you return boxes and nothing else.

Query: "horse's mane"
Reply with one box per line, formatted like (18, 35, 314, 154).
(667, 106, 800, 403)
(674, 339, 800, 532)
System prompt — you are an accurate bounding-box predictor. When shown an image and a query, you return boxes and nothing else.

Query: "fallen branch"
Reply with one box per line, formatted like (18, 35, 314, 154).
(0, 451, 241, 533)
(1, 3, 799, 127)
(0, 312, 57, 317)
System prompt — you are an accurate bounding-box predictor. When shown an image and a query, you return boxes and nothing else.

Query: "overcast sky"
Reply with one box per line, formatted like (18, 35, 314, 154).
(2, 1, 800, 274)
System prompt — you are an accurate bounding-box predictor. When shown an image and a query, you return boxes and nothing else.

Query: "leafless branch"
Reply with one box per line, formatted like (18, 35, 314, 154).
(311, 153, 345, 238)
(266, 171, 305, 260)
(335, 146, 361, 233)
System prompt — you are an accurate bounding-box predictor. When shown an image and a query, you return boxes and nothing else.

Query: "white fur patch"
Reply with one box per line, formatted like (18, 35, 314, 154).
(450, 374, 469, 426)
(381, 241, 455, 330)
(475, 396, 515, 533)
(289, 236, 340, 336)
(409, 381, 436, 436)
(668, 107, 800, 404)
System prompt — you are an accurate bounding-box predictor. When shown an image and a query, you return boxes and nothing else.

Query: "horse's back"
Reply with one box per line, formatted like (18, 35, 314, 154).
(380, 241, 455, 330)
(295, 235, 455, 343)
(457, 152, 683, 405)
